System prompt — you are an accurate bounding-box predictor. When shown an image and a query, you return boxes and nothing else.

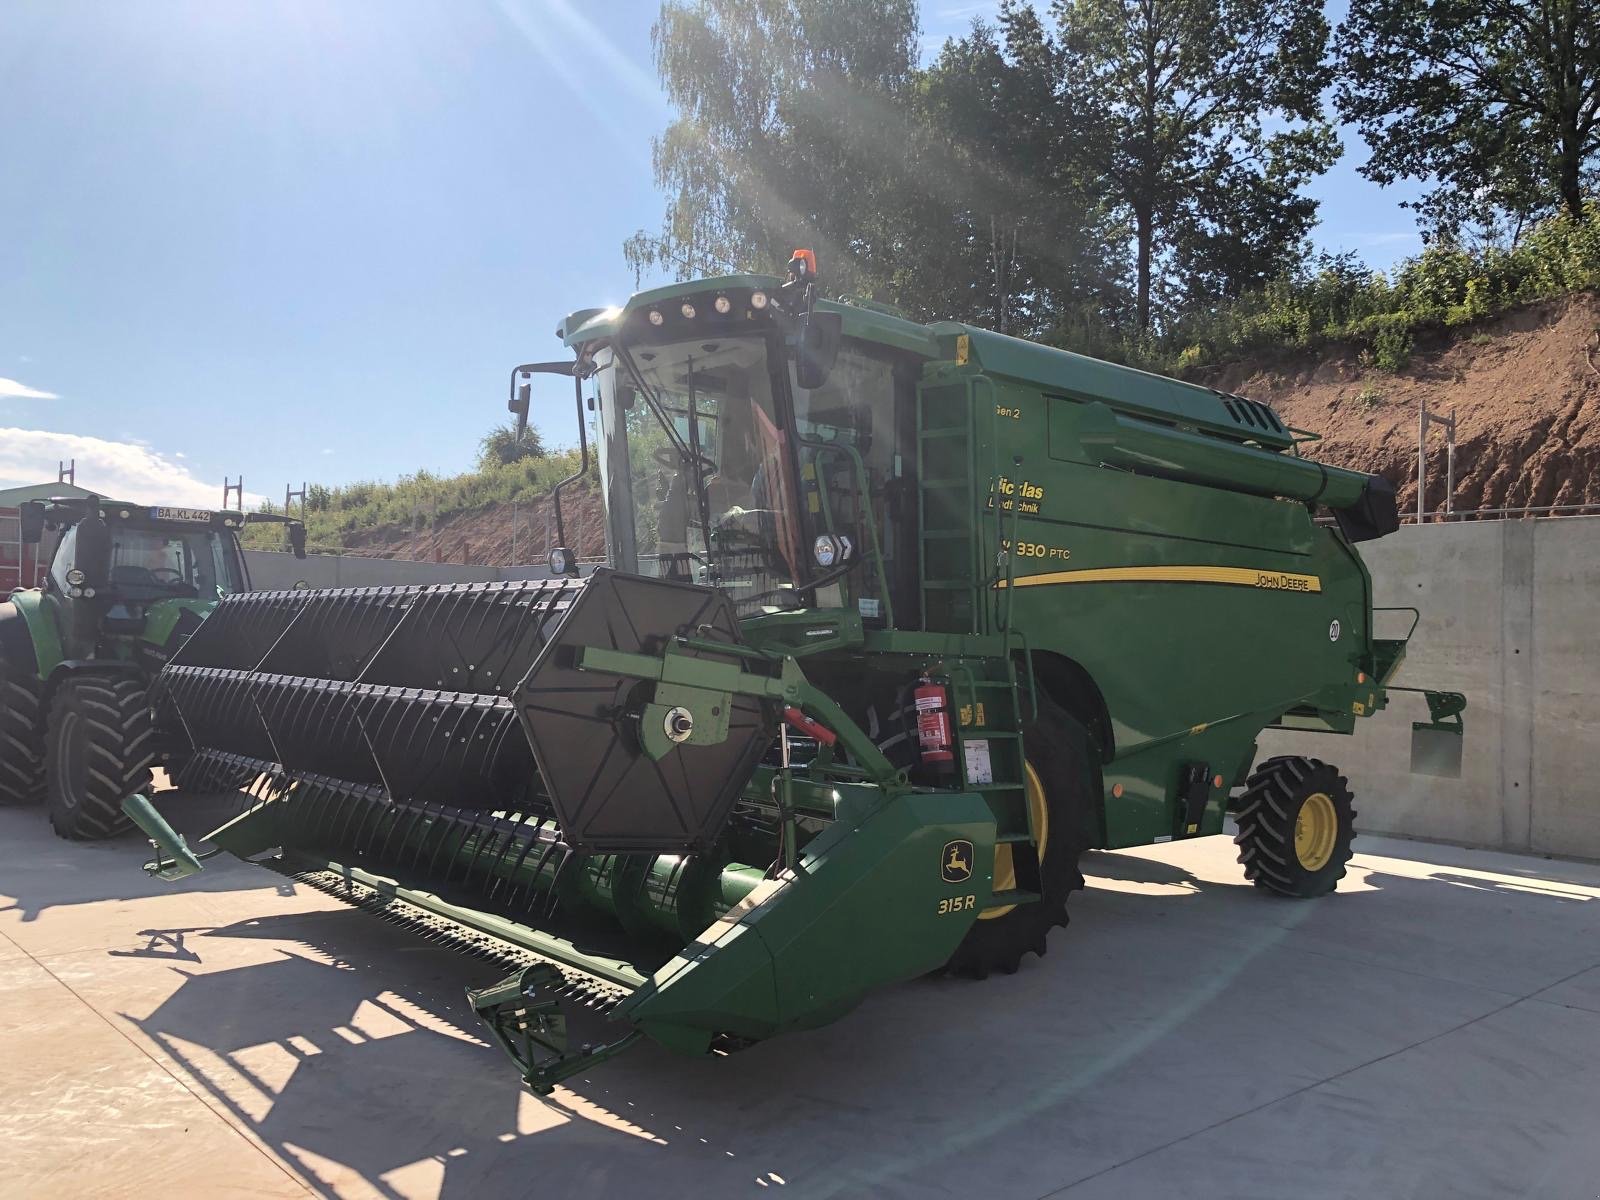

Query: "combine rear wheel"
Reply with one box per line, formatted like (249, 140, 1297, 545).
(0, 643, 45, 806)
(945, 695, 1091, 978)
(1233, 756, 1355, 897)
(45, 676, 152, 840)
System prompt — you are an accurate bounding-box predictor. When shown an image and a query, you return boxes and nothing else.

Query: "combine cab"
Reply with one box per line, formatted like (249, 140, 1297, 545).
(126, 255, 1465, 1093)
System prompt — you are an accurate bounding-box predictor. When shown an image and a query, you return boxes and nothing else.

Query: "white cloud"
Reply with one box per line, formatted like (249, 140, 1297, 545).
(0, 377, 58, 400)
(0, 428, 267, 509)
(320, 448, 334, 455)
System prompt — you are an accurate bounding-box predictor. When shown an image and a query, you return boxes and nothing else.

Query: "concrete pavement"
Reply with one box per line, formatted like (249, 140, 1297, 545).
(3, 795, 1599, 1199)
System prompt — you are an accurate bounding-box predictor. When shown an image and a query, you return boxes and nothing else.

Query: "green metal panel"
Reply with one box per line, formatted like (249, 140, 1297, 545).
(6, 589, 63, 680)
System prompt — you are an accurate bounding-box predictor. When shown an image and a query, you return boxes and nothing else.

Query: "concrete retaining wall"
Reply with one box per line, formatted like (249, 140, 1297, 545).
(1258, 516, 1600, 861)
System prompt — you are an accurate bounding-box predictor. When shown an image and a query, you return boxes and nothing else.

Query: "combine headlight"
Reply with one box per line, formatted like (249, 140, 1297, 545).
(680, 302, 697, 319)
(713, 294, 732, 314)
(548, 546, 573, 576)
(750, 290, 769, 310)
(647, 309, 665, 327)
(65, 567, 86, 586)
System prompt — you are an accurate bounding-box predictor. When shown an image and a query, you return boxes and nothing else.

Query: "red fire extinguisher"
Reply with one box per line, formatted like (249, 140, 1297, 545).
(914, 676, 956, 776)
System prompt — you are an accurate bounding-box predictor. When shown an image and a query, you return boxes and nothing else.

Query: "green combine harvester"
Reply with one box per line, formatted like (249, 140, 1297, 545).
(126, 253, 1465, 1093)
(0, 496, 304, 838)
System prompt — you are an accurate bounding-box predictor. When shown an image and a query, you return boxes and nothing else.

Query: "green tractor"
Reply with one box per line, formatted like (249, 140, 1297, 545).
(0, 496, 304, 839)
(126, 254, 1464, 1093)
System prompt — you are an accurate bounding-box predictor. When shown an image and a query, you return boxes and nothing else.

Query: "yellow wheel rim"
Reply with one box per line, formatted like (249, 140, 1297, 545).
(980, 761, 1050, 920)
(1294, 791, 1338, 872)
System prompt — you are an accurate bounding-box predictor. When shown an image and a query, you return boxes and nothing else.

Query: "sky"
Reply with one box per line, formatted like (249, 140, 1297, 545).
(0, 0, 1426, 506)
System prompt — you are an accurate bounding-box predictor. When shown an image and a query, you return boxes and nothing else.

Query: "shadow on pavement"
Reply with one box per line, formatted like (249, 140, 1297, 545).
(0, 790, 281, 923)
(107, 837, 1600, 1199)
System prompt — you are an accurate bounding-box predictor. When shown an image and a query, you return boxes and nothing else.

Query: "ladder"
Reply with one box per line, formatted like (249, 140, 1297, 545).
(950, 656, 1042, 908)
(916, 375, 991, 635)
(917, 369, 1042, 905)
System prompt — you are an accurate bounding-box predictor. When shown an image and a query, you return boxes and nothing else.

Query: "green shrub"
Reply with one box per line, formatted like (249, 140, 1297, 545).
(1107, 201, 1600, 374)
(1372, 320, 1414, 372)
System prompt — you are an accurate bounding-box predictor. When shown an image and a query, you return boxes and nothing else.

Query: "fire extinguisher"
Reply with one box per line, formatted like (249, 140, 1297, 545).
(914, 676, 956, 777)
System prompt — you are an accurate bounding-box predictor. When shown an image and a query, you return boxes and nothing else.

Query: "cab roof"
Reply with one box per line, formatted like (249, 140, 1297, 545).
(556, 274, 1294, 450)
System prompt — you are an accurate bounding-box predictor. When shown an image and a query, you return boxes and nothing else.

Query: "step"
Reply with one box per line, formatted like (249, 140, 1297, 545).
(919, 425, 970, 438)
(996, 830, 1037, 844)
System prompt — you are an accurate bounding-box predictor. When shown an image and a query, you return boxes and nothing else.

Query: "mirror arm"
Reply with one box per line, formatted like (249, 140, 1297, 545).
(549, 374, 591, 556)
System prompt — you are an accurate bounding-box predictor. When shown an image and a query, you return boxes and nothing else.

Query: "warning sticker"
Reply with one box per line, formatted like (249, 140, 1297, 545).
(964, 739, 993, 786)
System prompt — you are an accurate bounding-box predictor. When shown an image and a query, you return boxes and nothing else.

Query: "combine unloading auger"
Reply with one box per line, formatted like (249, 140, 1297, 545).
(129, 571, 998, 1091)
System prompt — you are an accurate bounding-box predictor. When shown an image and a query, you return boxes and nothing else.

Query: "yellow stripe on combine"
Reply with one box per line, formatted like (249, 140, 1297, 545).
(997, 565, 1322, 593)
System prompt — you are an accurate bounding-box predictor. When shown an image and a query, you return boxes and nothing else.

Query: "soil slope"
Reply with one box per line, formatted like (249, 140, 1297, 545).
(340, 483, 606, 566)
(1206, 292, 1600, 517)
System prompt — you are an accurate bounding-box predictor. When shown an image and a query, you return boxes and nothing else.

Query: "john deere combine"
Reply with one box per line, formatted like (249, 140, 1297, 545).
(0, 496, 304, 838)
(126, 255, 1464, 1093)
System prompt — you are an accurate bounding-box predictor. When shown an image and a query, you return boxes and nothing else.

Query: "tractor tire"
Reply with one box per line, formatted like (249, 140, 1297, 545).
(1233, 755, 1356, 898)
(45, 676, 153, 840)
(945, 694, 1091, 978)
(0, 642, 46, 806)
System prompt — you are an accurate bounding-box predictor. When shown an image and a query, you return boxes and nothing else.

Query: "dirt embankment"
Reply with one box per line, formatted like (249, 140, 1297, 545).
(340, 483, 606, 566)
(1206, 293, 1600, 516)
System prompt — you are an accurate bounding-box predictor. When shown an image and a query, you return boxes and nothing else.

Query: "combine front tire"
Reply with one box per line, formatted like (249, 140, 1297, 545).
(1233, 756, 1355, 897)
(0, 645, 45, 806)
(45, 676, 153, 840)
(945, 695, 1091, 977)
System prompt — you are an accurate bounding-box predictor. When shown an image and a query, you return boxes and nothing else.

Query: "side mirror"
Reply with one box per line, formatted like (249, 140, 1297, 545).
(508, 361, 575, 443)
(73, 509, 112, 590)
(795, 312, 843, 390)
(18, 502, 44, 545)
(510, 380, 531, 442)
(289, 523, 307, 560)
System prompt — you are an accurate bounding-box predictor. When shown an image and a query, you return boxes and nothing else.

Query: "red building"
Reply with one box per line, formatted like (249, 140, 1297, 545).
(0, 482, 95, 593)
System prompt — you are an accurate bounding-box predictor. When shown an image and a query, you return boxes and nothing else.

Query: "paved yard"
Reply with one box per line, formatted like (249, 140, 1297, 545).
(3, 795, 1599, 1199)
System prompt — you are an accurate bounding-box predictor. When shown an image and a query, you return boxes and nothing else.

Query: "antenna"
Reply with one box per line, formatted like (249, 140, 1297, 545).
(223, 476, 243, 512)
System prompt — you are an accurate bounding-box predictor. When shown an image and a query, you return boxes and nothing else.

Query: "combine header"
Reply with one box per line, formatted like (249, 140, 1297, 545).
(126, 253, 1465, 1093)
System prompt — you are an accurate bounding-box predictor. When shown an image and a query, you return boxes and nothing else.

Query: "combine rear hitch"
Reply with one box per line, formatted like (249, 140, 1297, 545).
(468, 963, 642, 1095)
(1390, 687, 1467, 778)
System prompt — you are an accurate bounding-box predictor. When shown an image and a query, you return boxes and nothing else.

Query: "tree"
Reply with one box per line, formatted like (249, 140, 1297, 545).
(906, 8, 1125, 338)
(478, 422, 546, 471)
(1335, 0, 1600, 240)
(625, 0, 921, 294)
(1052, 0, 1338, 330)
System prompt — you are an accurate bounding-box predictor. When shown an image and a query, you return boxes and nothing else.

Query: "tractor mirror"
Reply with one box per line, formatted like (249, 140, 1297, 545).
(795, 312, 842, 390)
(289, 523, 307, 560)
(18, 502, 44, 545)
(73, 509, 112, 590)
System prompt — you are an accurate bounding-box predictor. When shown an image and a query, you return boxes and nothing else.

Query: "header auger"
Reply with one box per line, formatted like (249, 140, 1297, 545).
(125, 252, 1465, 1093)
